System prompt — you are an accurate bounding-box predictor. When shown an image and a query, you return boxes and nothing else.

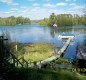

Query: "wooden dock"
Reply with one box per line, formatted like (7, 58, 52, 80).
(1, 35, 72, 68)
(31, 38, 72, 68)
(58, 34, 75, 40)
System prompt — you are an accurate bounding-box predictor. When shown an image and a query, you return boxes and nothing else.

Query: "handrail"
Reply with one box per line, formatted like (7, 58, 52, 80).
(77, 46, 85, 60)
(18, 57, 29, 67)
(4, 46, 24, 67)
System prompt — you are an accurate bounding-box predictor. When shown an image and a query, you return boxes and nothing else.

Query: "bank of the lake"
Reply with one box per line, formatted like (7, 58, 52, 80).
(0, 24, 86, 62)
(9, 42, 70, 64)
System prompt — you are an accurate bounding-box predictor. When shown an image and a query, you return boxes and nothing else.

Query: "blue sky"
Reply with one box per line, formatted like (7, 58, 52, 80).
(0, 0, 86, 20)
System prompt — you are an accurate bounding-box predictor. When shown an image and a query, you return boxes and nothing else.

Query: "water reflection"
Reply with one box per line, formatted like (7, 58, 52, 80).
(0, 24, 86, 60)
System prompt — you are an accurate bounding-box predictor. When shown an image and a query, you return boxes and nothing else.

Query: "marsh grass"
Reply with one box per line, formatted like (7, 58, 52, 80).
(23, 43, 54, 62)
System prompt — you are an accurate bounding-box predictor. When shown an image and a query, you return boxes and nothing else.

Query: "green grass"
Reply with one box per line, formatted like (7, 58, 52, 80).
(55, 58, 69, 64)
(4, 42, 86, 80)
(23, 43, 54, 62)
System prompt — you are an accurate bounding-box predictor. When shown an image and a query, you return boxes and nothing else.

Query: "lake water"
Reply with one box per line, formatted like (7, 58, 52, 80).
(0, 23, 86, 62)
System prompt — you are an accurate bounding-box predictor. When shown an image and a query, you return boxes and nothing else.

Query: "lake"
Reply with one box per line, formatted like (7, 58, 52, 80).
(0, 23, 86, 62)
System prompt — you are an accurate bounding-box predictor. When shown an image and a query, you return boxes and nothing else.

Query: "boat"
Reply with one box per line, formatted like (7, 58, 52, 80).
(58, 33, 75, 40)
(53, 24, 58, 27)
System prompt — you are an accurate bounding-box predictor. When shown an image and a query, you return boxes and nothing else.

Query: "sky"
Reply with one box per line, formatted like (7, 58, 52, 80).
(0, 0, 86, 20)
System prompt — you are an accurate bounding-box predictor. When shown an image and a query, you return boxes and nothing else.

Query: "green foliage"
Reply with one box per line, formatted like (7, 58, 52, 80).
(55, 58, 69, 64)
(6, 67, 86, 80)
(0, 16, 31, 26)
(56, 14, 73, 26)
(49, 13, 57, 26)
(80, 14, 86, 25)
(39, 13, 86, 26)
(39, 18, 49, 26)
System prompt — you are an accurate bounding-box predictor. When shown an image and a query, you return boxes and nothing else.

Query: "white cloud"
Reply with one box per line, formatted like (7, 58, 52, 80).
(28, 0, 35, 1)
(0, 11, 4, 14)
(4, 12, 11, 14)
(10, 8, 18, 11)
(72, 5, 84, 10)
(65, 0, 71, 2)
(12, 3, 19, 5)
(70, 3, 76, 6)
(56, 2, 67, 6)
(15, 6, 67, 20)
(43, 3, 55, 8)
(20, 6, 27, 9)
(0, 0, 19, 5)
(67, 5, 84, 15)
(12, 7, 50, 19)
(4, 11, 15, 14)
(73, 0, 77, 1)
(0, 0, 84, 20)
(65, 0, 77, 2)
(0, 0, 13, 4)
(42, 0, 51, 2)
(19, 4, 84, 19)
(32, 3, 40, 6)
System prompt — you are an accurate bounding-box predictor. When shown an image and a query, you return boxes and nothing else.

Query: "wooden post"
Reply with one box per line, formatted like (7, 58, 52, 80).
(0, 36, 8, 61)
(15, 44, 17, 52)
(0, 36, 3, 63)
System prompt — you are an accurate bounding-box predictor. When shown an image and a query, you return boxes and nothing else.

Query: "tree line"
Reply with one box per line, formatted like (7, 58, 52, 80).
(0, 16, 31, 26)
(39, 13, 86, 26)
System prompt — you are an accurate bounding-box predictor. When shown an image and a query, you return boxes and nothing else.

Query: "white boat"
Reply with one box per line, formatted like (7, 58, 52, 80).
(53, 24, 58, 27)
(58, 33, 75, 40)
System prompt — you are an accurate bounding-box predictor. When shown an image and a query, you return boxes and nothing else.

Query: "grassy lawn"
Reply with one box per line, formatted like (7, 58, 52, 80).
(22, 43, 54, 62)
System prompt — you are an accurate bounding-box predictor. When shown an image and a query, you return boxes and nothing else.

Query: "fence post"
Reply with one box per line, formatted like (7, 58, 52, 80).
(0, 36, 3, 64)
